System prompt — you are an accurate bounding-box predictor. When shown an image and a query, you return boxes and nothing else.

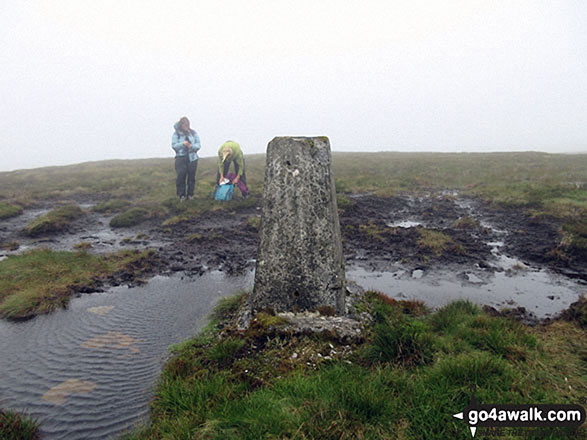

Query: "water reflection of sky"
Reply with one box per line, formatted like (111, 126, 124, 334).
(0, 260, 584, 439)
(0, 271, 254, 440)
(347, 265, 584, 318)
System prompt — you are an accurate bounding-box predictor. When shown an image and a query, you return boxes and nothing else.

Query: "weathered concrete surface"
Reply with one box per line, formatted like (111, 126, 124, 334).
(250, 136, 346, 314)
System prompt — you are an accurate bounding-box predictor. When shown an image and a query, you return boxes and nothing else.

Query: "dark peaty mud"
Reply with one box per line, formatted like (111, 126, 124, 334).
(149, 194, 586, 284)
(1, 193, 585, 285)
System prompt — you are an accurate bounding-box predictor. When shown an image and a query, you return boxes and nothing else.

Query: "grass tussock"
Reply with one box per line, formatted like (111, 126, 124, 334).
(558, 295, 587, 328)
(245, 215, 261, 231)
(451, 216, 481, 230)
(0, 153, 585, 265)
(0, 248, 156, 320)
(24, 204, 83, 237)
(0, 408, 39, 440)
(559, 220, 587, 261)
(122, 292, 586, 440)
(1, 152, 583, 225)
(110, 207, 151, 228)
(0, 202, 23, 219)
(417, 228, 454, 256)
(1, 241, 20, 251)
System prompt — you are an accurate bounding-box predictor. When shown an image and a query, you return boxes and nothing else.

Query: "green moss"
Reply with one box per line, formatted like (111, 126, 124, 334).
(109, 207, 150, 228)
(24, 204, 83, 236)
(252, 311, 288, 328)
(0, 202, 23, 219)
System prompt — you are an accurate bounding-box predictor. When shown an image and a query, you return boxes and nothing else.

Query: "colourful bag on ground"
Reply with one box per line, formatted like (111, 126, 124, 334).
(214, 184, 234, 201)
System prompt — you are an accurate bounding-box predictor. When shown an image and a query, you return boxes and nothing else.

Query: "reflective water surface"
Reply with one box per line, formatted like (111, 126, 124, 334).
(0, 271, 253, 440)
(0, 260, 584, 439)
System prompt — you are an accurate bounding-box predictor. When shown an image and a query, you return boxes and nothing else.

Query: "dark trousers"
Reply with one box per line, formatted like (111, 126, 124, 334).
(175, 156, 198, 197)
(216, 158, 247, 186)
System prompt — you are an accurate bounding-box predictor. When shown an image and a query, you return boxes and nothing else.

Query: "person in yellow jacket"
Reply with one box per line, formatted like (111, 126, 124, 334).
(217, 141, 250, 197)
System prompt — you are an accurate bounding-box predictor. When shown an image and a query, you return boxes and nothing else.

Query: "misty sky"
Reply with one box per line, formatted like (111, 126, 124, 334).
(1, 0, 586, 172)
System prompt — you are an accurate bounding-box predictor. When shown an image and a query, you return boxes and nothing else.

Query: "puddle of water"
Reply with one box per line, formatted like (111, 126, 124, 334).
(0, 206, 170, 259)
(465, 273, 484, 284)
(387, 220, 422, 228)
(0, 271, 254, 440)
(347, 265, 584, 318)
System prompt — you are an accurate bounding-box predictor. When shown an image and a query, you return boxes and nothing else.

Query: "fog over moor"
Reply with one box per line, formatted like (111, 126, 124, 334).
(1, 0, 586, 172)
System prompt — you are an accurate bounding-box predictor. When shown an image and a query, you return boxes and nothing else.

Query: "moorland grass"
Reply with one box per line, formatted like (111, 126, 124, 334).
(0, 248, 156, 320)
(0, 409, 39, 440)
(110, 207, 151, 228)
(2, 152, 583, 254)
(417, 229, 455, 256)
(23, 204, 83, 237)
(120, 293, 586, 440)
(0, 202, 23, 219)
(1, 153, 584, 214)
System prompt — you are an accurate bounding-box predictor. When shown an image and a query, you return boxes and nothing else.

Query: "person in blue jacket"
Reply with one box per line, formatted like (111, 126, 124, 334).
(172, 117, 201, 200)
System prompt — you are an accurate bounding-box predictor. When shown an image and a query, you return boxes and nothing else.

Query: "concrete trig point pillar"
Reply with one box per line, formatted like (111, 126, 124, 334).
(250, 136, 346, 314)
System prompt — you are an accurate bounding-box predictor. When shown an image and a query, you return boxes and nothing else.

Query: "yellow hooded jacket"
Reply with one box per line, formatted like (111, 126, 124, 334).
(218, 141, 244, 176)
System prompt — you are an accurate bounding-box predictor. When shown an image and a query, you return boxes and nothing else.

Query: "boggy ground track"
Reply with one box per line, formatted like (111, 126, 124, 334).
(154, 193, 586, 282)
(1, 193, 585, 282)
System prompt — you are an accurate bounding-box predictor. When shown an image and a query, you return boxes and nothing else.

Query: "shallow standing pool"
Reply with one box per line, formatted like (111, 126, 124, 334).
(0, 259, 584, 439)
(0, 271, 254, 440)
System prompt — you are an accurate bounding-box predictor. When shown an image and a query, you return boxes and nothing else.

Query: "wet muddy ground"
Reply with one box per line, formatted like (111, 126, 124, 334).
(339, 193, 585, 279)
(158, 193, 584, 283)
(1, 193, 585, 306)
(1, 192, 585, 439)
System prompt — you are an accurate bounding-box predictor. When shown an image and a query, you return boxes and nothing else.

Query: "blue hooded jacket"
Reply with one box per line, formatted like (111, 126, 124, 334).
(172, 121, 201, 162)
